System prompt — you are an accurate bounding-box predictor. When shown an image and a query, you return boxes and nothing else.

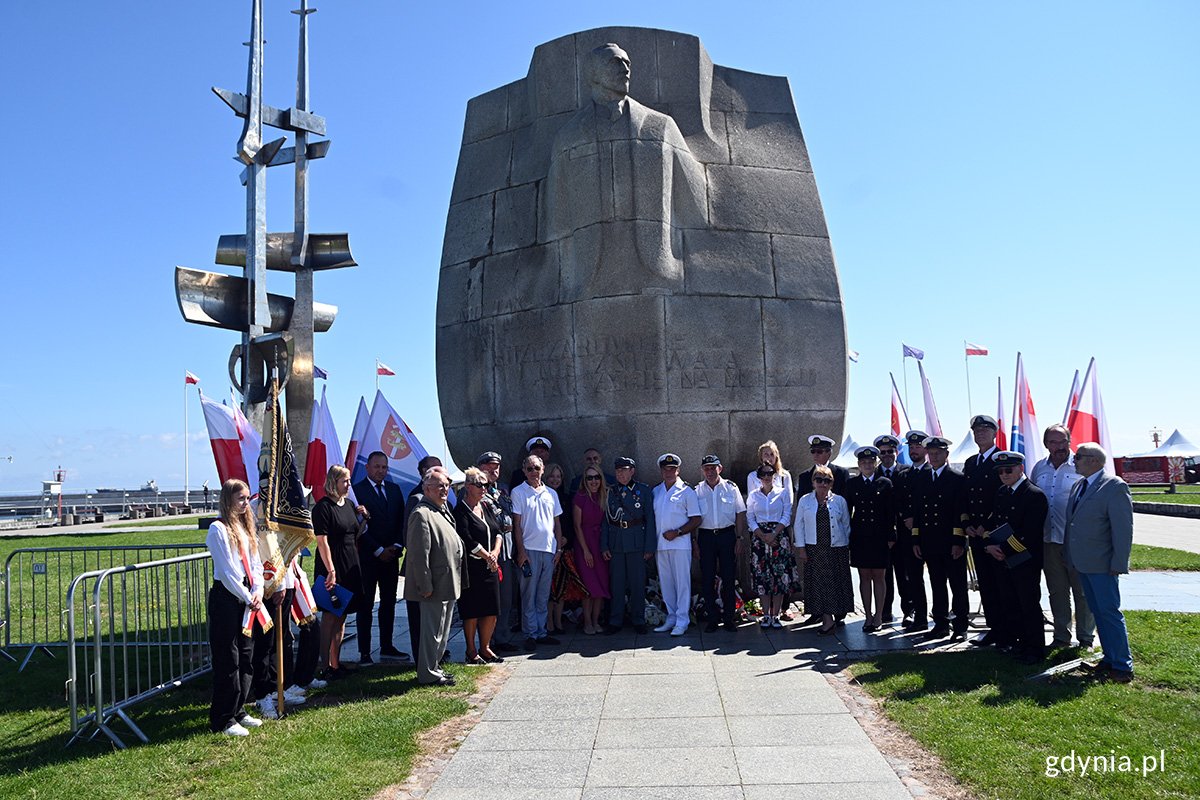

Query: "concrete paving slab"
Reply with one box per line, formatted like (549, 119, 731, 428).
(734, 744, 898, 784)
(726, 713, 871, 747)
(742, 783, 910, 800)
(428, 790, 583, 800)
(582, 788, 745, 800)
(595, 716, 732, 749)
(718, 685, 849, 716)
(601, 685, 725, 719)
(458, 719, 600, 751)
(610, 654, 715, 674)
(435, 749, 591, 788)
(500, 675, 611, 695)
(585, 745, 740, 787)
(483, 691, 607, 721)
(508, 656, 617, 677)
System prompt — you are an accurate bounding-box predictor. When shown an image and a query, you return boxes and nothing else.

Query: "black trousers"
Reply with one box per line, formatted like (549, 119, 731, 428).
(357, 551, 399, 656)
(406, 599, 422, 661)
(925, 545, 969, 631)
(885, 528, 915, 617)
(269, 589, 320, 689)
(905, 543, 929, 625)
(969, 537, 1002, 632)
(697, 527, 737, 621)
(994, 561, 1045, 656)
(208, 584, 253, 732)
(249, 596, 281, 702)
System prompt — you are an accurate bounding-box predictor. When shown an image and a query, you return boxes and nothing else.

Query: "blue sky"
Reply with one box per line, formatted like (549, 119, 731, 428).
(1, 1, 1196, 492)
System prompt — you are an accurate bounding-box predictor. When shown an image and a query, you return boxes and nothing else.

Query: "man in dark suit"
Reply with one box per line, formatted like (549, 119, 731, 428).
(794, 434, 850, 498)
(897, 430, 930, 631)
(353, 451, 409, 664)
(962, 415, 1003, 647)
(875, 435, 910, 623)
(1064, 443, 1135, 682)
(911, 436, 969, 641)
(985, 451, 1049, 664)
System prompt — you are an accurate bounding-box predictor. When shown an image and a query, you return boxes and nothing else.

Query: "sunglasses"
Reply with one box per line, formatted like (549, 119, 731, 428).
(524, 466, 543, 473)
(878, 448, 896, 455)
(467, 481, 488, 487)
(813, 477, 833, 485)
(585, 475, 602, 481)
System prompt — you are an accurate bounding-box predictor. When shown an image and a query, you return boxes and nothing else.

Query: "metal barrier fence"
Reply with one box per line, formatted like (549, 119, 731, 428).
(65, 552, 212, 749)
(2, 544, 207, 669)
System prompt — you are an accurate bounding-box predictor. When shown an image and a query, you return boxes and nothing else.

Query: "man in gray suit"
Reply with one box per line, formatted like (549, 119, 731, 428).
(403, 469, 464, 686)
(1063, 443, 1134, 682)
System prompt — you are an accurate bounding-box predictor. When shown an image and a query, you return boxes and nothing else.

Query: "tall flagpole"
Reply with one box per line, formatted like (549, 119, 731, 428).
(184, 378, 190, 506)
(902, 356, 910, 413)
(963, 340, 974, 415)
(375, 358, 379, 393)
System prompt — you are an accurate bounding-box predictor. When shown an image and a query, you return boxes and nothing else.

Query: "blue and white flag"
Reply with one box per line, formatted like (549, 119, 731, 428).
(902, 343, 924, 360)
(313, 364, 328, 380)
(848, 349, 860, 363)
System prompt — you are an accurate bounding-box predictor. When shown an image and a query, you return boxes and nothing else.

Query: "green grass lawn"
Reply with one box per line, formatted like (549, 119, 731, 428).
(104, 514, 206, 529)
(1130, 544, 1200, 571)
(1131, 486, 1200, 506)
(0, 652, 482, 799)
(850, 611, 1200, 799)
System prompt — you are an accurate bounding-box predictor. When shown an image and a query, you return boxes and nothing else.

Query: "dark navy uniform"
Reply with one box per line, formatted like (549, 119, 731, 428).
(963, 446, 1002, 636)
(911, 465, 969, 635)
(844, 475, 897, 569)
(893, 462, 930, 627)
(878, 460, 912, 620)
(601, 480, 656, 628)
(988, 476, 1049, 661)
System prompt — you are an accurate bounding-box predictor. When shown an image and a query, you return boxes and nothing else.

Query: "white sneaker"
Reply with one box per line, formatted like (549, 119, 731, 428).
(256, 697, 280, 720)
(306, 677, 328, 690)
(239, 714, 263, 728)
(221, 721, 249, 737)
(670, 626, 687, 636)
(760, 616, 772, 628)
(284, 686, 307, 705)
(653, 622, 674, 633)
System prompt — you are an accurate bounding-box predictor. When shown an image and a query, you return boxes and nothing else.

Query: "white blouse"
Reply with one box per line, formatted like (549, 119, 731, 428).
(206, 520, 263, 604)
(746, 484, 793, 530)
(793, 492, 851, 548)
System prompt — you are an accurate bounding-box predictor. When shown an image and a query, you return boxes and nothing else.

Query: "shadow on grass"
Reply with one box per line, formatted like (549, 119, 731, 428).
(0, 656, 471, 776)
(852, 647, 1095, 708)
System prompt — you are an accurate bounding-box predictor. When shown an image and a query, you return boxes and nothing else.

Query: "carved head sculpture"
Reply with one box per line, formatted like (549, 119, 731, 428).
(586, 43, 631, 102)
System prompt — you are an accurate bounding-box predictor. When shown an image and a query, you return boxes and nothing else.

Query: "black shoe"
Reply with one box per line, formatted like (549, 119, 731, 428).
(903, 618, 928, 632)
(433, 675, 457, 687)
(950, 630, 967, 641)
(380, 646, 411, 660)
(922, 626, 950, 641)
(862, 623, 878, 633)
(358, 655, 374, 666)
(817, 624, 837, 636)
(465, 655, 486, 666)
(799, 614, 822, 627)
(724, 618, 739, 631)
(524, 637, 538, 650)
(705, 620, 720, 633)
(970, 632, 997, 647)
(882, 613, 895, 623)
(494, 642, 519, 653)
(835, 615, 846, 627)
(633, 624, 648, 635)
(538, 635, 561, 645)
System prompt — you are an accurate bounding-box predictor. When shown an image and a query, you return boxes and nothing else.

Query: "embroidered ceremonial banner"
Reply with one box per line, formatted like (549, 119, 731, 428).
(257, 379, 315, 596)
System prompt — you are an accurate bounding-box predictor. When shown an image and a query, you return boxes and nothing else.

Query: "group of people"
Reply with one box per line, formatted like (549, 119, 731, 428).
(205, 424, 1136, 734)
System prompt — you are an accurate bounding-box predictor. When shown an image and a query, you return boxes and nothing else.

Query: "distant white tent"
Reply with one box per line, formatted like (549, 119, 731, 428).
(949, 432, 979, 468)
(1128, 429, 1199, 459)
(833, 435, 861, 468)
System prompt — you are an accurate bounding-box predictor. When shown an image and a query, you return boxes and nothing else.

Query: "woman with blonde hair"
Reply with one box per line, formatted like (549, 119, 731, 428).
(454, 466, 504, 663)
(205, 478, 266, 736)
(573, 464, 611, 634)
(313, 464, 366, 679)
(795, 464, 854, 635)
(746, 440, 794, 499)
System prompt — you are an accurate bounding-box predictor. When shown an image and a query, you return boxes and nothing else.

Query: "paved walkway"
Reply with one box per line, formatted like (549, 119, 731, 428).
(1133, 511, 1200, 553)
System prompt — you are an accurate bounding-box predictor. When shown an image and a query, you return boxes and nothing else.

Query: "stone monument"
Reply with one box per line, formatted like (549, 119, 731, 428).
(436, 27, 847, 481)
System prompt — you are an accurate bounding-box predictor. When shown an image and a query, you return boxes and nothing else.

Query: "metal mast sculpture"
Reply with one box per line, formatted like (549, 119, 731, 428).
(175, 0, 355, 475)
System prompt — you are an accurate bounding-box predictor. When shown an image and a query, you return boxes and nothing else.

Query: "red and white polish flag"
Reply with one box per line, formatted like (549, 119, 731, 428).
(198, 390, 249, 486)
(995, 376, 1008, 451)
(303, 386, 347, 503)
(1067, 357, 1112, 457)
(964, 341, 989, 357)
(185, 371, 200, 385)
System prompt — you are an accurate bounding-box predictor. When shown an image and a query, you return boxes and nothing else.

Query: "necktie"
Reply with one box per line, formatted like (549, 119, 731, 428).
(376, 483, 387, 504)
(1071, 479, 1088, 513)
(931, 470, 937, 484)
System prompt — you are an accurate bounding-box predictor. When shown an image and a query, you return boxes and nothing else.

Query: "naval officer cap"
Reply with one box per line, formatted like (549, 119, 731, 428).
(873, 435, 901, 449)
(855, 445, 881, 459)
(657, 453, 682, 468)
(922, 435, 953, 450)
(476, 451, 502, 466)
(905, 430, 929, 444)
(970, 414, 998, 430)
(808, 435, 836, 448)
(700, 454, 722, 467)
(614, 456, 636, 469)
(525, 436, 552, 451)
(991, 450, 1025, 468)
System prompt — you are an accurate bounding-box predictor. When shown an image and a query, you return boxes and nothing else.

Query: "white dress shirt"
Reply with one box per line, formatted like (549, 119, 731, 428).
(653, 479, 701, 551)
(206, 520, 263, 604)
(794, 493, 851, 547)
(695, 478, 746, 529)
(1030, 455, 1081, 544)
(746, 484, 793, 530)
